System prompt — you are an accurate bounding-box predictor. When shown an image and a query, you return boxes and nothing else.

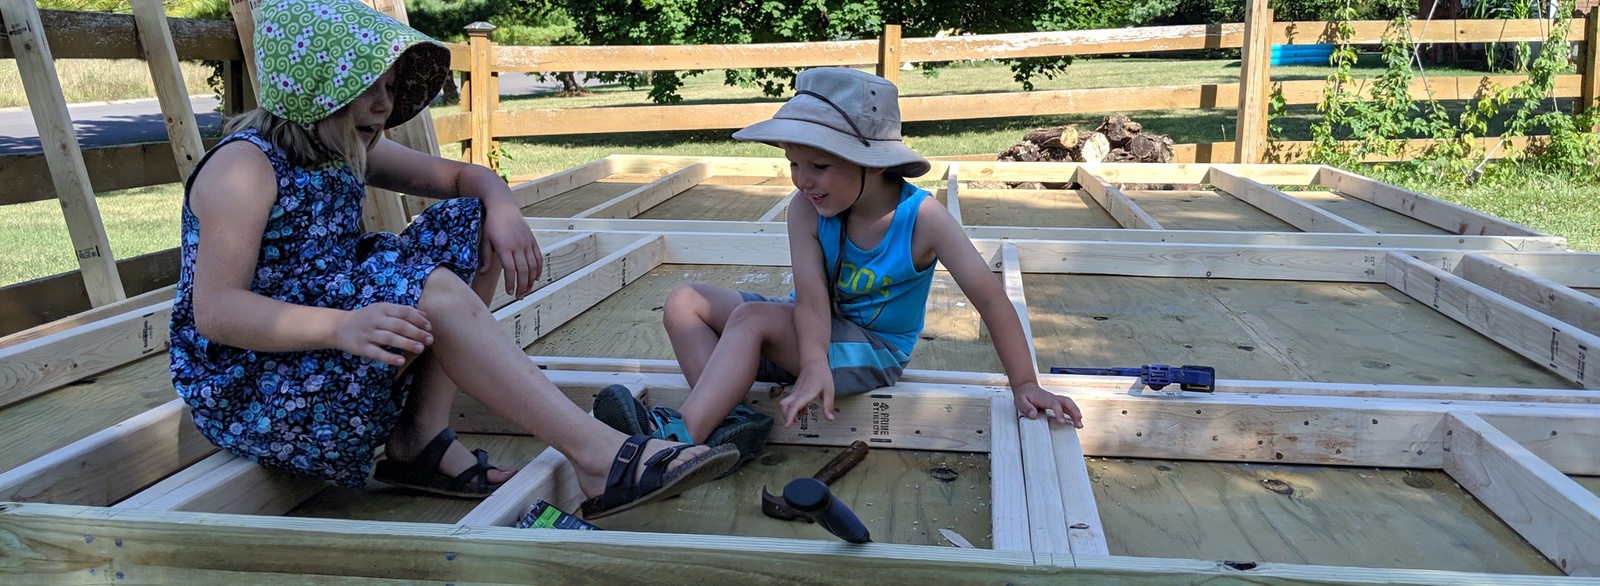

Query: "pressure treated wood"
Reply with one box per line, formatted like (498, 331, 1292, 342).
(131, 0, 205, 183)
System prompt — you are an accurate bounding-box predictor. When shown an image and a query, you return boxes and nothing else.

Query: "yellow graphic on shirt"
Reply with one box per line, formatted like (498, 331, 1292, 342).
(834, 262, 891, 325)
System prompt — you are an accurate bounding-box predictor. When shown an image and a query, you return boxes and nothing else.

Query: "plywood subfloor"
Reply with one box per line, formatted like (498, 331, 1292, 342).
(638, 184, 791, 222)
(1124, 190, 1298, 232)
(526, 264, 1002, 374)
(954, 188, 1119, 228)
(521, 179, 639, 218)
(1024, 274, 1575, 388)
(1090, 457, 1560, 575)
(596, 444, 992, 547)
(1295, 189, 1452, 235)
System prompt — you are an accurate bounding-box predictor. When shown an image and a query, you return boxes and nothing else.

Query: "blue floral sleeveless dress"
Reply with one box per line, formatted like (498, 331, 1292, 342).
(169, 129, 482, 487)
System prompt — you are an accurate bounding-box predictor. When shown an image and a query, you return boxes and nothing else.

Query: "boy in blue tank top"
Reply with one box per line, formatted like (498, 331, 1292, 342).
(594, 68, 1083, 472)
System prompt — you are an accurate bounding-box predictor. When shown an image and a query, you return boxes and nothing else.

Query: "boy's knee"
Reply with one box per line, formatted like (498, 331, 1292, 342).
(725, 302, 784, 334)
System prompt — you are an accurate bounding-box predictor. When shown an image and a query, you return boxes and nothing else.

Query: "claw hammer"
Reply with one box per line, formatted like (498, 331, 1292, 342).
(760, 440, 869, 521)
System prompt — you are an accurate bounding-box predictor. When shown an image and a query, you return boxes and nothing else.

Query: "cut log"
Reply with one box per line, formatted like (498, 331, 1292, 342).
(1096, 114, 1140, 148)
(1077, 132, 1110, 163)
(1125, 134, 1174, 164)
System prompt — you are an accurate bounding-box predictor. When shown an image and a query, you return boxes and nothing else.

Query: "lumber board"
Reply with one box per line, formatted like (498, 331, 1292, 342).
(0, 284, 171, 349)
(1458, 253, 1600, 338)
(1052, 425, 1108, 555)
(990, 396, 1032, 552)
(495, 236, 665, 347)
(1318, 166, 1542, 237)
(1234, 0, 1271, 164)
(1207, 168, 1373, 233)
(942, 164, 962, 225)
(0, 8, 242, 61)
(641, 184, 792, 222)
(1003, 242, 1074, 554)
(522, 215, 1567, 252)
(9, 503, 1600, 585)
(956, 188, 1119, 229)
(486, 232, 600, 312)
(491, 39, 878, 73)
(574, 163, 711, 219)
(0, 247, 179, 338)
(227, 0, 258, 101)
(112, 450, 234, 510)
(1117, 189, 1294, 232)
(456, 436, 585, 527)
(527, 355, 1600, 405)
(130, 0, 206, 183)
(756, 190, 794, 223)
(0, 300, 170, 410)
(0, 138, 221, 207)
(457, 369, 1600, 475)
(134, 453, 324, 515)
(0, 399, 213, 507)
(1075, 168, 1163, 230)
(510, 158, 615, 209)
(1477, 251, 1600, 289)
(1444, 411, 1600, 576)
(1386, 253, 1600, 389)
(2, 0, 125, 306)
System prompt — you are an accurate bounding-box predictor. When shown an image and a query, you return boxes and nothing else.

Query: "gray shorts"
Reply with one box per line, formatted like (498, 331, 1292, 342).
(738, 291, 909, 396)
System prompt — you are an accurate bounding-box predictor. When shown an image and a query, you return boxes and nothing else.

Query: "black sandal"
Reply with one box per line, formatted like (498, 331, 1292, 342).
(579, 434, 739, 520)
(373, 428, 501, 498)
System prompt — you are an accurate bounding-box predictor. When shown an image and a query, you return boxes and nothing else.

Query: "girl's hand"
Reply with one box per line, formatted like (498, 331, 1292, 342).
(779, 367, 837, 428)
(1013, 382, 1084, 428)
(479, 205, 543, 299)
(333, 303, 433, 366)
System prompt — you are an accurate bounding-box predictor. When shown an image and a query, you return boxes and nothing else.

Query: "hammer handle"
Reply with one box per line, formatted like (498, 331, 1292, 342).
(812, 440, 869, 485)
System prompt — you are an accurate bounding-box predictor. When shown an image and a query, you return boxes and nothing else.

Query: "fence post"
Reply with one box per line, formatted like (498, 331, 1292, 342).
(877, 23, 903, 86)
(1235, 0, 1272, 164)
(464, 22, 496, 169)
(1581, 9, 1599, 132)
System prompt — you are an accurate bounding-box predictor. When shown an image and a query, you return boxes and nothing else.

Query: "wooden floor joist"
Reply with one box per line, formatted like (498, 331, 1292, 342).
(7, 154, 1600, 582)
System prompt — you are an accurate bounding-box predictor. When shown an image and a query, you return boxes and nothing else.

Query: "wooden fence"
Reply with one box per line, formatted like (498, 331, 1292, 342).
(0, 3, 1597, 336)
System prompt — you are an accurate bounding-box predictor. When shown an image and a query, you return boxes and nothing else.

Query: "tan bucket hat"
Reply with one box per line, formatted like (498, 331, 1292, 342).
(733, 68, 930, 178)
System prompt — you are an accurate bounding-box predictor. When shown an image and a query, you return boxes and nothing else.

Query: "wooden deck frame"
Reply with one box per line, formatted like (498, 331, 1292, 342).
(7, 157, 1600, 581)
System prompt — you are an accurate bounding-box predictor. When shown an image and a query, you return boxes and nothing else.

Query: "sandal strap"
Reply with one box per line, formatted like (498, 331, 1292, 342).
(415, 428, 458, 472)
(647, 407, 693, 444)
(450, 448, 494, 493)
(638, 444, 689, 490)
(599, 434, 652, 507)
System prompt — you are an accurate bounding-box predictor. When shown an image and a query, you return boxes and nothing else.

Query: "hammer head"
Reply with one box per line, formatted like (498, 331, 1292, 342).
(761, 486, 808, 521)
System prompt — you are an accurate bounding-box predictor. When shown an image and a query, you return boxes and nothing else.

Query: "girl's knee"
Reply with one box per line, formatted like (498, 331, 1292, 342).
(419, 268, 480, 315)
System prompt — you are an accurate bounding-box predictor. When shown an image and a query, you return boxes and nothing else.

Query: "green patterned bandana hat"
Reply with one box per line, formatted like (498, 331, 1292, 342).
(255, 0, 449, 129)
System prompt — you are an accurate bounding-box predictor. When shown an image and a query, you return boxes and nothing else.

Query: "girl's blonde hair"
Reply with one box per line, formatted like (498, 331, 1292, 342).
(223, 108, 369, 181)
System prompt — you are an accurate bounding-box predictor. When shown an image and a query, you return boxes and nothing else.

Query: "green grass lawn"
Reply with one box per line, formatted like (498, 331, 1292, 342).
(4, 56, 1595, 288)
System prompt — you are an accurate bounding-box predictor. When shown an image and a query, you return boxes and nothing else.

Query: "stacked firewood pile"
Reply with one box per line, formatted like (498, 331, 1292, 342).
(971, 114, 1177, 190)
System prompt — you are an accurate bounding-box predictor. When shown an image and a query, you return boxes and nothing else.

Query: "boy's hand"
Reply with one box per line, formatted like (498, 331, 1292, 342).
(780, 367, 836, 428)
(1013, 382, 1084, 428)
(333, 303, 432, 367)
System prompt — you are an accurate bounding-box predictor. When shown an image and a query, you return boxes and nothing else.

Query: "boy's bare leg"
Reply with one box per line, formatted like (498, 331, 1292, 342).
(676, 301, 805, 442)
(662, 283, 747, 387)
(386, 255, 514, 483)
(396, 267, 706, 496)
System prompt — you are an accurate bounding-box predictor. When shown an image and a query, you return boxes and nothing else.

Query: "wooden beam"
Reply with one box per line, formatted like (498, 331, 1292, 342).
(6, 502, 1598, 585)
(1318, 166, 1543, 237)
(0, 138, 222, 207)
(490, 39, 878, 73)
(0, 284, 171, 349)
(1443, 411, 1600, 576)
(573, 163, 712, 219)
(1234, 1, 1271, 164)
(0, 300, 170, 410)
(520, 216, 1565, 252)
(1207, 167, 1374, 233)
(0, 9, 242, 61)
(1579, 10, 1599, 128)
(1458, 254, 1600, 338)
(943, 164, 962, 225)
(510, 157, 615, 209)
(227, 0, 259, 102)
(1075, 167, 1163, 230)
(0, 400, 215, 507)
(112, 451, 235, 510)
(756, 190, 794, 223)
(129, 454, 325, 515)
(876, 23, 901, 86)
(1386, 252, 1600, 389)
(1476, 251, 1600, 289)
(130, 0, 206, 182)
(469, 368, 1600, 475)
(494, 236, 665, 348)
(2, 0, 125, 306)
(1051, 424, 1108, 555)
(989, 396, 1031, 552)
(526, 355, 1600, 405)
(0, 247, 178, 338)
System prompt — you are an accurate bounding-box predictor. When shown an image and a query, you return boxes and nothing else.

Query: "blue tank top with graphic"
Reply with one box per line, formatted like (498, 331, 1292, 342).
(813, 180, 935, 355)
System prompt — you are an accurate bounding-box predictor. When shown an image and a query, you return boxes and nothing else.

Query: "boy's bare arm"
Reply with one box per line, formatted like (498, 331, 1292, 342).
(782, 195, 839, 425)
(918, 200, 1083, 426)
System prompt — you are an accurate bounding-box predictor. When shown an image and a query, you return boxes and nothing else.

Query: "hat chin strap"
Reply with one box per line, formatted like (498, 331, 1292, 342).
(829, 167, 867, 316)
